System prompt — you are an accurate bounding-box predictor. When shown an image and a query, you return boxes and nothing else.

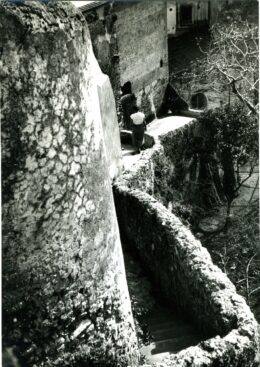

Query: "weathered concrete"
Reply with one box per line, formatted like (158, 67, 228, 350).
(1, 1, 137, 366)
(113, 120, 259, 366)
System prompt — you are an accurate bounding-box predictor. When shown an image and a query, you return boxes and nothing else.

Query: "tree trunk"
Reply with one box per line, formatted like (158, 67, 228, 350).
(224, 199, 233, 232)
(221, 148, 236, 205)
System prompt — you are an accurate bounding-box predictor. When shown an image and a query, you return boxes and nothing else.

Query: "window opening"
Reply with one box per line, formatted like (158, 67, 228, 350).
(121, 81, 132, 96)
(180, 4, 192, 27)
(190, 92, 207, 110)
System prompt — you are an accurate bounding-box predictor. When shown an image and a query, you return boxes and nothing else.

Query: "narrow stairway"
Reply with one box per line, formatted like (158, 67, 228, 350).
(124, 250, 204, 364)
(140, 305, 203, 363)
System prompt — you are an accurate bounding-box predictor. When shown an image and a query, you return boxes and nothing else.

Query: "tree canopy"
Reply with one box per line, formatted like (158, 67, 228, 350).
(203, 1, 259, 114)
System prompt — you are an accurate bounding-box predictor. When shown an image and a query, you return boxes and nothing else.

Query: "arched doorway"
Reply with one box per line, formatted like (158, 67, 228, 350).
(190, 92, 208, 110)
(121, 81, 132, 96)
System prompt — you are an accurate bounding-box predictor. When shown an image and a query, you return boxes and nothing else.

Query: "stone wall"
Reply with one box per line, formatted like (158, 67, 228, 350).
(114, 1, 169, 120)
(117, 133, 162, 195)
(168, 27, 233, 112)
(1, 1, 137, 366)
(209, 0, 236, 26)
(114, 186, 259, 366)
(84, 1, 169, 123)
(113, 130, 259, 366)
(97, 73, 123, 179)
(84, 3, 122, 117)
(168, 0, 240, 112)
(172, 74, 232, 111)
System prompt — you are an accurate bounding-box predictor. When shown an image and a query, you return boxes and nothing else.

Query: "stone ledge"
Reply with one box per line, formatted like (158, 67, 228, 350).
(113, 125, 259, 366)
(113, 184, 259, 366)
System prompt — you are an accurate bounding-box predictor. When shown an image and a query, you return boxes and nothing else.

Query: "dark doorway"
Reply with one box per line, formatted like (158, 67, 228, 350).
(180, 5, 192, 27)
(121, 81, 132, 96)
(190, 92, 208, 110)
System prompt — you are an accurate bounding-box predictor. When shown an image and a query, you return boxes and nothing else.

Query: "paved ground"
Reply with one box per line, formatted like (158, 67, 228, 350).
(121, 115, 194, 171)
(147, 115, 194, 138)
(121, 143, 140, 171)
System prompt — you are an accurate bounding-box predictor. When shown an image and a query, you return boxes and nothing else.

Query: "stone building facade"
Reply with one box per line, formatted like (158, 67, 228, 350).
(167, 0, 236, 36)
(80, 0, 238, 121)
(81, 1, 169, 125)
(167, 0, 210, 36)
(168, 0, 237, 112)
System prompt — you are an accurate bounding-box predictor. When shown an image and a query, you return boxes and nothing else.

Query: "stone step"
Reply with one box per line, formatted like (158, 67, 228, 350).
(141, 334, 201, 362)
(148, 318, 190, 331)
(124, 250, 204, 365)
(141, 304, 203, 364)
(152, 324, 196, 340)
(142, 351, 172, 364)
(154, 334, 201, 351)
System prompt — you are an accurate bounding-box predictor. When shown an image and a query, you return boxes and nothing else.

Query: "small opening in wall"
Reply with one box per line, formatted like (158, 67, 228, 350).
(169, 8, 173, 11)
(160, 59, 163, 67)
(190, 92, 208, 110)
(180, 4, 192, 27)
(121, 81, 132, 95)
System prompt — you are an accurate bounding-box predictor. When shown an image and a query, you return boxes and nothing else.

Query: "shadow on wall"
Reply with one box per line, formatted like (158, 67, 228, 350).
(158, 84, 189, 117)
(158, 85, 210, 119)
(120, 129, 155, 149)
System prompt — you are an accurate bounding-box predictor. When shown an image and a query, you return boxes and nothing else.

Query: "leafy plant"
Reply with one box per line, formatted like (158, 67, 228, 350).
(198, 103, 258, 226)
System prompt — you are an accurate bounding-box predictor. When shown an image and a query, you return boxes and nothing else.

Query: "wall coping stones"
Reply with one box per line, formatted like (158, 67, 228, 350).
(113, 124, 259, 366)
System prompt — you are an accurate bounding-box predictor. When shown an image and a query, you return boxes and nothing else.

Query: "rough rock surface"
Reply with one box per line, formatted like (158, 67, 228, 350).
(1, 1, 137, 366)
(113, 129, 259, 366)
(97, 72, 123, 180)
(84, 1, 169, 122)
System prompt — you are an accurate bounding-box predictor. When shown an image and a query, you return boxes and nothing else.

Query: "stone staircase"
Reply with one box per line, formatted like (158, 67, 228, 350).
(124, 249, 204, 365)
(140, 304, 203, 364)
